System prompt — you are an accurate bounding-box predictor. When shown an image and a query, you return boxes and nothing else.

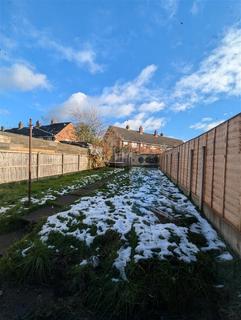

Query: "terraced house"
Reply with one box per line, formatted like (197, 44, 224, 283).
(4, 120, 77, 142)
(104, 125, 183, 155)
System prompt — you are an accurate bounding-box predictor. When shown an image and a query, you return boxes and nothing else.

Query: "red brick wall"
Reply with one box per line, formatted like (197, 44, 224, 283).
(55, 123, 77, 141)
(128, 145, 165, 154)
(104, 130, 167, 155)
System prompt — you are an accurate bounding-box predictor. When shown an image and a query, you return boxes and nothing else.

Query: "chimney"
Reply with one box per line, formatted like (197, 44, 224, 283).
(154, 130, 158, 137)
(139, 126, 144, 134)
(0, 126, 4, 131)
(126, 124, 130, 130)
(18, 121, 24, 129)
(51, 119, 55, 125)
(35, 120, 41, 127)
(160, 132, 163, 136)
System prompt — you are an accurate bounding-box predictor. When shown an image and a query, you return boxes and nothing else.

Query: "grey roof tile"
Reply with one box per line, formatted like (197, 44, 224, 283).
(108, 126, 183, 147)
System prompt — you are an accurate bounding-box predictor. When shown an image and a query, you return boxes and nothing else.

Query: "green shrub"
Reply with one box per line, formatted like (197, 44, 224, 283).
(0, 239, 53, 283)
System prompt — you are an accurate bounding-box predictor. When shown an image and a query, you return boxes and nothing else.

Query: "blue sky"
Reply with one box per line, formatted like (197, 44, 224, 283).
(0, 0, 241, 141)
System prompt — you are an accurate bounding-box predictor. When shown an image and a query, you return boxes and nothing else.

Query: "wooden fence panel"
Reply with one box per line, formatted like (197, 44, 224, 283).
(204, 130, 215, 206)
(180, 146, 184, 186)
(212, 123, 227, 215)
(0, 150, 90, 184)
(174, 149, 178, 182)
(159, 112, 241, 239)
(223, 116, 241, 229)
(183, 143, 188, 189)
(191, 138, 198, 196)
(196, 135, 206, 200)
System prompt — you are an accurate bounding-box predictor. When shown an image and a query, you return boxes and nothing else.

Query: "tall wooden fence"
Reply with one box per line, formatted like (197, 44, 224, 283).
(0, 150, 89, 184)
(159, 113, 241, 256)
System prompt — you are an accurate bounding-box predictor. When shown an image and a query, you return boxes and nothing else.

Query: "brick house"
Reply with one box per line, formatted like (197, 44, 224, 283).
(5, 120, 77, 142)
(104, 125, 183, 155)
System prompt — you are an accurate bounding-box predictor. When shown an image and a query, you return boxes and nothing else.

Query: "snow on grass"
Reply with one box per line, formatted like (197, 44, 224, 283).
(17, 168, 124, 207)
(54, 169, 124, 196)
(39, 168, 229, 280)
(0, 205, 14, 214)
(114, 246, 132, 280)
(217, 251, 233, 261)
(20, 194, 56, 205)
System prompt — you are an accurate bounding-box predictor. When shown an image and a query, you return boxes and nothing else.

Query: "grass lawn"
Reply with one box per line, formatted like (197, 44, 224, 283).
(0, 167, 240, 320)
(0, 167, 123, 234)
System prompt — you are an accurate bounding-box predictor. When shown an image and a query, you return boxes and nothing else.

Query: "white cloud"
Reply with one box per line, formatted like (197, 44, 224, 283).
(52, 65, 167, 132)
(23, 22, 103, 74)
(55, 65, 166, 121)
(190, 118, 225, 131)
(51, 27, 241, 132)
(1, 19, 102, 74)
(115, 104, 135, 117)
(160, 0, 179, 19)
(0, 63, 50, 91)
(101, 64, 158, 105)
(172, 61, 193, 74)
(114, 112, 166, 131)
(38, 37, 103, 74)
(139, 101, 165, 113)
(201, 117, 212, 122)
(190, 1, 200, 15)
(171, 27, 241, 111)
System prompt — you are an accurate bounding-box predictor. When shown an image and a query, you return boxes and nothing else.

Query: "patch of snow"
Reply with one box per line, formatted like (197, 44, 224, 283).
(0, 205, 14, 214)
(21, 245, 33, 257)
(214, 284, 224, 288)
(18, 169, 123, 208)
(80, 259, 88, 266)
(20, 194, 56, 205)
(217, 252, 233, 261)
(114, 246, 132, 280)
(89, 256, 100, 268)
(38, 168, 229, 281)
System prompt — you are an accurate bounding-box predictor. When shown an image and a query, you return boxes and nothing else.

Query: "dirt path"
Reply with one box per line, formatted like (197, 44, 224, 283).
(0, 177, 111, 256)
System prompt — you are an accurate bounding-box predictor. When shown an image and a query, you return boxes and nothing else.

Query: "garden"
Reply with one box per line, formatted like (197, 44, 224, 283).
(0, 168, 240, 320)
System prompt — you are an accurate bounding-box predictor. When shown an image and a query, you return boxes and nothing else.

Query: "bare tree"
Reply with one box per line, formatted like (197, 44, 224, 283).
(71, 107, 105, 144)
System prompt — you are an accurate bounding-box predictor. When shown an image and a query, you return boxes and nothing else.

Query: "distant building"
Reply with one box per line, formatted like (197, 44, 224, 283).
(104, 125, 183, 155)
(5, 120, 77, 142)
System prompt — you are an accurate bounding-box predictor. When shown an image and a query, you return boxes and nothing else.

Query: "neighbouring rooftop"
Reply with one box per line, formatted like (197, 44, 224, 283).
(4, 120, 72, 140)
(107, 125, 183, 147)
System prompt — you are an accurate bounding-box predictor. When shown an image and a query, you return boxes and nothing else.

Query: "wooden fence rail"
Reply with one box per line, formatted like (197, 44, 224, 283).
(160, 112, 241, 256)
(0, 150, 90, 184)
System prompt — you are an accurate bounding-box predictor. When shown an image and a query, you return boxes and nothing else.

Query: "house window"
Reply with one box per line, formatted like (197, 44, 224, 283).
(131, 142, 138, 148)
(123, 141, 128, 146)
